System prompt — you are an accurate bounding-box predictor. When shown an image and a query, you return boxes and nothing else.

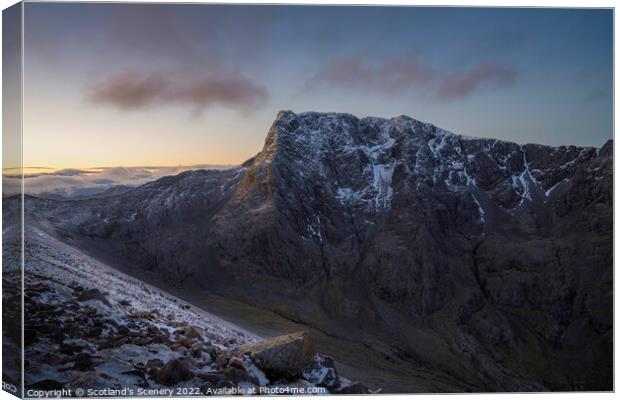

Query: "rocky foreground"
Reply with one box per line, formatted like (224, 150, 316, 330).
(4, 228, 374, 395)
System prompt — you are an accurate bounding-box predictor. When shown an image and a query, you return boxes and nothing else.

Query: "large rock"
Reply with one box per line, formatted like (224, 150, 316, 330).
(236, 332, 315, 380)
(154, 358, 195, 386)
(303, 354, 341, 392)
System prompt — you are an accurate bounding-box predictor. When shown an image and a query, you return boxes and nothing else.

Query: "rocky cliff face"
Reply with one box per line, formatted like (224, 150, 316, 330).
(21, 111, 613, 392)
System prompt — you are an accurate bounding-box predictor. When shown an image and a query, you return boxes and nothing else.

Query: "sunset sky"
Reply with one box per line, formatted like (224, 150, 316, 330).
(20, 4, 613, 169)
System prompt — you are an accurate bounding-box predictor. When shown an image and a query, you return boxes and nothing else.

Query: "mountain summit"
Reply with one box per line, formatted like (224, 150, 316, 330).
(18, 111, 613, 392)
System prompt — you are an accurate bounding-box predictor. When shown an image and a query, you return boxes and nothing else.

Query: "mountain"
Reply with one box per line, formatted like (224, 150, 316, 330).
(16, 111, 613, 392)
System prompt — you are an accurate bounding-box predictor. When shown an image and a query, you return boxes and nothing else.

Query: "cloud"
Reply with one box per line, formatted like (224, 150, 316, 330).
(311, 56, 517, 101)
(436, 62, 516, 100)
(87, 71, 269, 112)
(312, 56, 434, 96)
(3, 164, 232, 197)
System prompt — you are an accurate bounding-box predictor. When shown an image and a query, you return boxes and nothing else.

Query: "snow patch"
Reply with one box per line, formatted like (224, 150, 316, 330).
(307, 215, 324, 244)
(470, 193, 486, 224)
(372, 163, 395, 208)
(545, 178, 570, 198)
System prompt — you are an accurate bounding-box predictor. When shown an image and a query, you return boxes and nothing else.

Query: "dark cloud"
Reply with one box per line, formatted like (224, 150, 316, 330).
(87, 71, 269, 112)
(312, 56, 517, 101)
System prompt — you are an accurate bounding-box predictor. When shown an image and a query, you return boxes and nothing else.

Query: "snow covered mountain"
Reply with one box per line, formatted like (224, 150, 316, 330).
(14, 111, 613, 392)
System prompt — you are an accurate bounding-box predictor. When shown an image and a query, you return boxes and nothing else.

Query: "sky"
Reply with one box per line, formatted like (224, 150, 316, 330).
(18, 3, 613, 170)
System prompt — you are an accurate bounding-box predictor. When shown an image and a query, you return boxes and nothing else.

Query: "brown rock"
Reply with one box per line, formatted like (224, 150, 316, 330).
(183, 326, 205, 339)
(154, 358, 195, 386)
(236, 332, 315, 380)
(228, 357, 246, 371)
(177, 336, 194, 348)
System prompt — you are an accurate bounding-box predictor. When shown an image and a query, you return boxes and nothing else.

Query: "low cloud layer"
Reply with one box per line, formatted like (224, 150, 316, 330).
(3, 165, 231, 197)
(312, 56, 517, 100)
(87, 71, 269, 112)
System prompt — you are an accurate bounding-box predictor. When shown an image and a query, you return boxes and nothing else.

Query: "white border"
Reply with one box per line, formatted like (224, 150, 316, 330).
(0, 1, 616, 400)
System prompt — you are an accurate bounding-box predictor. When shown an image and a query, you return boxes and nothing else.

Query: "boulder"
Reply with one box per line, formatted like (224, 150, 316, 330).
(154, 358, 195, 386)
(236, 332, 314, 380)
(303, 355, 340, 391)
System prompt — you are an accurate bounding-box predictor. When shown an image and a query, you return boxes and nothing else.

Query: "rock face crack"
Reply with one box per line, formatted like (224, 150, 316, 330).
(471, 240, 491, 303)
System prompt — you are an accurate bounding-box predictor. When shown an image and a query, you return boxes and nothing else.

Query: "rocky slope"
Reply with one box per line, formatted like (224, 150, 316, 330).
(17, 111, 613, 392)
(3, 225, 367, 395)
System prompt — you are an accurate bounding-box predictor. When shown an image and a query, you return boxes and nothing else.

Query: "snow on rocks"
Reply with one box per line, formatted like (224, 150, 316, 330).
(15, 229, 369, 395)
